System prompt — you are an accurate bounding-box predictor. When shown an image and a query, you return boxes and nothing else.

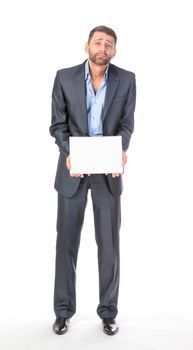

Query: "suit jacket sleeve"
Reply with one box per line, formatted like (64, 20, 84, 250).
(49, 71, 70, 158)
(117, 73, 136, 152)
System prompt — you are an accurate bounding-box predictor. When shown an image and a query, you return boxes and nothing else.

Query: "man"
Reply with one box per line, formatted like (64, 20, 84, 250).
(49, 25, 136, 336)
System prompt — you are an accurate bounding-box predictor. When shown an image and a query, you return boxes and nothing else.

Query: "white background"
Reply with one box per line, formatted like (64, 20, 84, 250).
(0, 0, 193, 349)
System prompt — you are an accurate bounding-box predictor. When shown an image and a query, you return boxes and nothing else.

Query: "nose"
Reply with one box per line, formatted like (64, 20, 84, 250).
(99, 43, 106, 53)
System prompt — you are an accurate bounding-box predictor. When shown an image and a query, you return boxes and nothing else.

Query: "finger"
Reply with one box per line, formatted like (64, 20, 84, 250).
(122, 155, 127, 166)
(66, 158, 71, 170)
(71, 173, 83, 177)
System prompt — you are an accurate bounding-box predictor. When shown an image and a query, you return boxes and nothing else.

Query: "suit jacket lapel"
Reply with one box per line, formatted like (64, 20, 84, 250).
(73, 62, 88, 134)
(103, 65, 119, 122)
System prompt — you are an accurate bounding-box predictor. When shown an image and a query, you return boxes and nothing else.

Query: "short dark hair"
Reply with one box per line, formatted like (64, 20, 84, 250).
(88, 25, 117, 44)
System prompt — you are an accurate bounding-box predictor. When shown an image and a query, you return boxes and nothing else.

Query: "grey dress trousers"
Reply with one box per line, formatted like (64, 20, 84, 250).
(54, 174, 121, 319)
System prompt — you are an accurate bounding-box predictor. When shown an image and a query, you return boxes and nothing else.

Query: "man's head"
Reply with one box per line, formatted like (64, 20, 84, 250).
(85, 25, 117, 66)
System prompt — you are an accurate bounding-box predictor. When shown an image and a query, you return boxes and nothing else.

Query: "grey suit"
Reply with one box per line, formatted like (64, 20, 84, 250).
(50, 61, 136, 319)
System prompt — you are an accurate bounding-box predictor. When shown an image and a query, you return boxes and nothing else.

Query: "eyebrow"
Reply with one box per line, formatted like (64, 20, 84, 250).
(93, 38, 113, 44)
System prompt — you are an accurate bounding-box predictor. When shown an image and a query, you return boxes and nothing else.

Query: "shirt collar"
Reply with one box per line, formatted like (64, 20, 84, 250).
(85, 59, 109, 83)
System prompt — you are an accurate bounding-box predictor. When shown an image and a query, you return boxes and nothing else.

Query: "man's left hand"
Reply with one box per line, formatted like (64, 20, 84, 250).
(112, 151, 127, 178)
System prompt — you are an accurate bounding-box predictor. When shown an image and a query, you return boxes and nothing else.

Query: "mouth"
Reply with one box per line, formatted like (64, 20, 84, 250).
(96, 54, 107, 59)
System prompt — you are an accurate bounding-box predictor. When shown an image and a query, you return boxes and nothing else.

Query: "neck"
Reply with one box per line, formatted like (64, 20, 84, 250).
(88, 59, 108, 80)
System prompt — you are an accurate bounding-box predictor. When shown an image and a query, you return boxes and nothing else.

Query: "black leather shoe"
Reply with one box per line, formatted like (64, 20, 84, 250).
(53, 317, 69, 335)
(102, 318, 118, 335)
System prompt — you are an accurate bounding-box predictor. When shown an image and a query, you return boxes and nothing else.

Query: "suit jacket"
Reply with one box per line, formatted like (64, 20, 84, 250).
(50, 61, 136, 198)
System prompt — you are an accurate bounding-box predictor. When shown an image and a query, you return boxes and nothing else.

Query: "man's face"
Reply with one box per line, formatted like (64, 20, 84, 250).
(85, 31, 116, 66)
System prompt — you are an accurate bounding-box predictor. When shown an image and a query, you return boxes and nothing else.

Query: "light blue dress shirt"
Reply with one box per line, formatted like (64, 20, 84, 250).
(85, 60, 109, 136)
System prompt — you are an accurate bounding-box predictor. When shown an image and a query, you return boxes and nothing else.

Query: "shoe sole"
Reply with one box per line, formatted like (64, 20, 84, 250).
(103, 327, 119, 336)
(53, 327, 68, 335)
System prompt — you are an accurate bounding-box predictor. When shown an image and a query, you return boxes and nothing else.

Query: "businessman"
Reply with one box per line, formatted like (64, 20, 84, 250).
(50, 25, 136, 336)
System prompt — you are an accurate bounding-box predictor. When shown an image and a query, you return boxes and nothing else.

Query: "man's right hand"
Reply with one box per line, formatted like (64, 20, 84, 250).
(66, 155, 84, 178)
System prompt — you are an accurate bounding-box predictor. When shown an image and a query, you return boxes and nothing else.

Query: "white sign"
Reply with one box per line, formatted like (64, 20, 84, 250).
(69, 136, 123, 174)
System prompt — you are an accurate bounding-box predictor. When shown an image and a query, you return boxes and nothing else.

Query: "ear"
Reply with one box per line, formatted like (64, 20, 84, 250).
(85, 42, 89, 54)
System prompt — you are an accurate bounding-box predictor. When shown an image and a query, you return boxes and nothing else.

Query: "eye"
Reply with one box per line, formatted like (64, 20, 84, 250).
(106, 43, 113, 49)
